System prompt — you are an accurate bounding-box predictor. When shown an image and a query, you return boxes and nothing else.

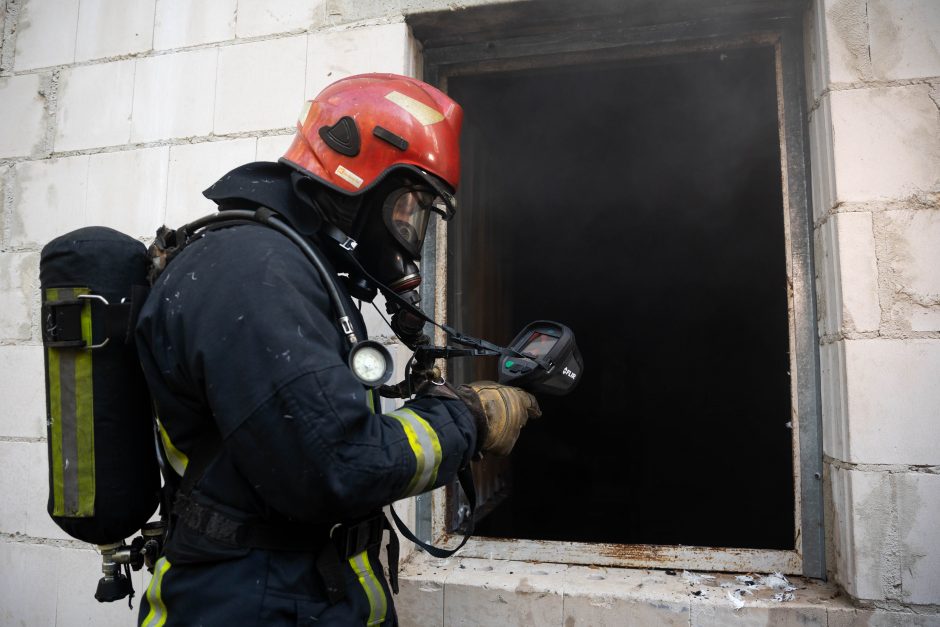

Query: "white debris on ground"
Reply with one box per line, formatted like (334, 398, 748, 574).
(682, 570, 716, 585)
(727, 590, 746, 610)
(758, 572, 793, 591)
(679, 571, 801, 610)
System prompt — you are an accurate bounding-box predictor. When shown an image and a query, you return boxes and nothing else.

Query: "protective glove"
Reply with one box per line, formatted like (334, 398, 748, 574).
(455, 381, 542, 456)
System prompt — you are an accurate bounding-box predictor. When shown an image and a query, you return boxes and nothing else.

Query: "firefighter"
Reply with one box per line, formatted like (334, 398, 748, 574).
(134, 74, 541, 626)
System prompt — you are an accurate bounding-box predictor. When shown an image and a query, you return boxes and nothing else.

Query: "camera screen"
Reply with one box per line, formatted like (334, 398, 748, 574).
(521, 331, 558, 357)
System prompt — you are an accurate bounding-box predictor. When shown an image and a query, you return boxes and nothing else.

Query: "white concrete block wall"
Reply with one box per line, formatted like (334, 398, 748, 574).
(809, 0, 940, 608)
(215, 36, 307, 134)
(165, 137, 257, 225)
(0, 73, 47, 157)
(153, 0, 236, 50)
(131, 48, 218, 143)
(2, 0, 938, 622)
(55, 60, 136, 152)
(74, 0, 156, 63)
(0, 2, 425, 624)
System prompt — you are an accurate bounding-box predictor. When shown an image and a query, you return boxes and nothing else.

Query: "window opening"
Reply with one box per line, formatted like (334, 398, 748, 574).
(447, 47, 795, 550)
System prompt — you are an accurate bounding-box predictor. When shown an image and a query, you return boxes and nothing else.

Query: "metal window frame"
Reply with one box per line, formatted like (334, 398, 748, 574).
(411, 2, 824, 579)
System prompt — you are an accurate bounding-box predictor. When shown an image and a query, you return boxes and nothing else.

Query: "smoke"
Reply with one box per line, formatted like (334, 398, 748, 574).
(450, 47, 795, 548)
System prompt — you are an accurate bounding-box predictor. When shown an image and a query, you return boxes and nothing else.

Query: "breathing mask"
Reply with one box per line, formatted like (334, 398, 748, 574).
(352, 172, 455, 295)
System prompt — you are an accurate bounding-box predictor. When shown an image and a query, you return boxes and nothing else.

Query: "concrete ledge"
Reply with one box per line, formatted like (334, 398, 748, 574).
(396, 555, 940, 626)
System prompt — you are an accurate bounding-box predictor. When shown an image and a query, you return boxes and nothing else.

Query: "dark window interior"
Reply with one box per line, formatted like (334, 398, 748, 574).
(447, 46, 795, 550)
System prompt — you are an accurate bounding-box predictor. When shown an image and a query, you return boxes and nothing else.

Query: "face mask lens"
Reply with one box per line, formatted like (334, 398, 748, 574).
(386, 189, 436, 257)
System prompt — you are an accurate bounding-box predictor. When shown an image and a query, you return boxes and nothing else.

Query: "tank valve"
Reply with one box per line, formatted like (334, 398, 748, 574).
(94, 543, 133, 604)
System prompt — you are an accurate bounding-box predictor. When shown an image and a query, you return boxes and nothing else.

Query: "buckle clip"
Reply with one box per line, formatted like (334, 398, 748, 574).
(335, 515, 384, 559)
(42, 294, 112, 349)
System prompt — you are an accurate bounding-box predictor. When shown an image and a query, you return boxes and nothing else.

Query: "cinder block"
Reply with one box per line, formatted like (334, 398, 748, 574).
(831, 469, 900, 601)
(360, 293, 397, 340)
(131, 48, 218, 143)
(0, 541, 60, 627)
(868, 0, 940, 81)
(396, 557, 451, 627)
(10, 155, 89, 249)
(828, 465, 853, 593)
(55, 60, 135, 152)
(809, 93, 837, 223)
(0, 344, 45, 438)
(563, 566, 689, 627)
(306, 23, 418, 99)
(74, 0, 155, 62)
(815, 218, 839, 339)
(86, 147, 169, 238)
(830, 85, 940, 202)
(878, 210, 940, 329)
(387, 497, 417, 563)
(842, 339, 940, 465)
(0, 74, 48, 159)
(444, 558, 566, 626)
(153, 0, 236, 50)
(898, 473, 940, 604)
(819, 340, 848, 461)
(830, 468, 940, 606)
(828, 607, 940, 626)
(256, 133, 296, 162)
(691, 593, 828, 627)
(0, 253, 39, 341)
(235, 0, 326, 38)
(165, 138, 257, 226)
(12, 0, 79, 70)
(214, 36, 307, 134)
(839, 470, 901, 600)
(821, 0, 873, 84)
(911, 305, 940, 334)
(0, 442, 30, 533)
(834, 212, 880, 333)
(56, 545, 137, 627)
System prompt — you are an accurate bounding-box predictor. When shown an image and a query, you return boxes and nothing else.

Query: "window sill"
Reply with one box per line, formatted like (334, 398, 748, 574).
(395, 553, 877, 626)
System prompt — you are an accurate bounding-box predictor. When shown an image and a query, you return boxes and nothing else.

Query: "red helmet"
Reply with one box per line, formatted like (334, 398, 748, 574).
(281, 73, 463, 202)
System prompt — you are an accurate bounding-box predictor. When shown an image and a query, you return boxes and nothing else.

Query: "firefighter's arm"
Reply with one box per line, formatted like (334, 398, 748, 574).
(218, 363, 478, 523)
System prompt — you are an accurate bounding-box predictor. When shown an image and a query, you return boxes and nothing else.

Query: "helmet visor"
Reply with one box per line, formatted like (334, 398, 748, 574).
(383, 186, 451, 258)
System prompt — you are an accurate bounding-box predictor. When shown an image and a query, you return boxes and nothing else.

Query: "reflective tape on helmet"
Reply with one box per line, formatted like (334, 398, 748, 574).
(141, 557, 171, 627)
(45, 287, 96, 518)
(385, 91, 445, 126)
(349, 550, 387, 626)
(389, 408, 442, 497)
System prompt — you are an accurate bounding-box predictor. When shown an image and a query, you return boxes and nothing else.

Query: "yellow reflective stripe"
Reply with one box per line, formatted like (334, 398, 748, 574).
(45, 286, 95, 517)
(366, 389, 376, 414)
(142, 557, 171, 627)
(155, 417, 188, 477)
(349, 550, 387, 626)
(46, 288, 65, 516)
(389, 408, 442, 497)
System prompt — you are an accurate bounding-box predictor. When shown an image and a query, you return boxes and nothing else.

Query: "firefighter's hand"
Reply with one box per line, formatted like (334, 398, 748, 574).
(456, 381, 541, 456)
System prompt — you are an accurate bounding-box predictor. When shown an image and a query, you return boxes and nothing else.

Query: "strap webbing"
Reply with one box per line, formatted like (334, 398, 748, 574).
(388, 466, 476, 559)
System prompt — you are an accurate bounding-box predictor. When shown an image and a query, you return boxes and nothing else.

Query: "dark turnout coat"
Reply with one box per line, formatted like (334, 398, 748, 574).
(135, 165, 477, 626)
